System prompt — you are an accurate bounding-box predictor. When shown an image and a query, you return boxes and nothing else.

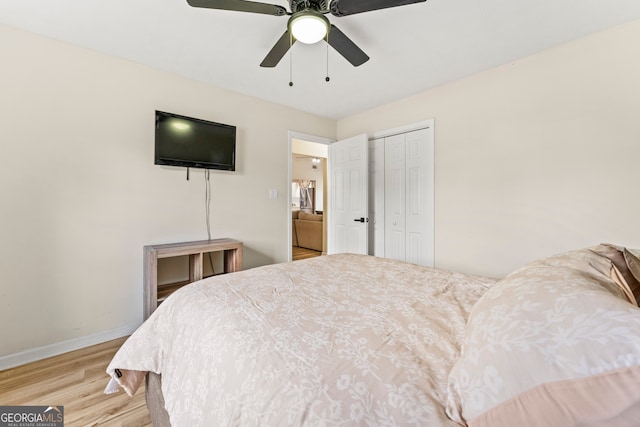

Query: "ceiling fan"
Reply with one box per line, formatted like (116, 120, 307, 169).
(186, 0, 426, 68)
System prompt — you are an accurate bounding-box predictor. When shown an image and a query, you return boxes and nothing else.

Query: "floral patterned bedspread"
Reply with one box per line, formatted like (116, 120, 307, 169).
(106, 253, 497, 426)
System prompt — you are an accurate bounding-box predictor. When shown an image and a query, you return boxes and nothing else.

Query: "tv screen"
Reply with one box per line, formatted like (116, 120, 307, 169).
(155, 110, 236, 171)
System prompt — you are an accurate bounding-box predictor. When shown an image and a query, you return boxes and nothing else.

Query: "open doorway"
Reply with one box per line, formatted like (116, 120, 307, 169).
(288, 132, 332, 261)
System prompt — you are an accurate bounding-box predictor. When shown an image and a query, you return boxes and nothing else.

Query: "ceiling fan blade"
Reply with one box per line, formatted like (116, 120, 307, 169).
(187, 0, 287, 16)
(327, 25, 369, 67)
(330, 0, 425, 16)
(260, 31, 296, 67)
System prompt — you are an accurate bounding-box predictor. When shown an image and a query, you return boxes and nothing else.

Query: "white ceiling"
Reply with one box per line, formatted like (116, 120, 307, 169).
(2, 0, 640, 119)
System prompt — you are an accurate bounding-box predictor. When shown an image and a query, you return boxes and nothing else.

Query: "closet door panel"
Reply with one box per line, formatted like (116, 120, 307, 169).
(368, 138, 385, 257)
(376, 122, 434, 267)
(384, 134, 406, 261)
(406, 231, 422, 265)
(405, 129, 431, 266)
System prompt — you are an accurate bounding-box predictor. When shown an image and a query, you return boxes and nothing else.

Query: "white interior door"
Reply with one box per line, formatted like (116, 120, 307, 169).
(328, 134, 368, 254)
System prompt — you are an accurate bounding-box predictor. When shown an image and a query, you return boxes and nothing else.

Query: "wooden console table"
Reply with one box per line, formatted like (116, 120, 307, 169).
(143, 238, 243, 320)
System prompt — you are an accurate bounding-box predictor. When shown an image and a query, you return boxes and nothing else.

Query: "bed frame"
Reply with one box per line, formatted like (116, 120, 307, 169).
(146, 372, 171, 427)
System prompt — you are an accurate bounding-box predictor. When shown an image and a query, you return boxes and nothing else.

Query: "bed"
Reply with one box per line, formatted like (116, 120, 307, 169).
(105, 244, 640, 427)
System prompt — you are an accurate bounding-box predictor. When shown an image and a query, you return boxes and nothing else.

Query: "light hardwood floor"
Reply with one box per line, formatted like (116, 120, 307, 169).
(292, 246, 322, 261)
(0, 337, 151, 427)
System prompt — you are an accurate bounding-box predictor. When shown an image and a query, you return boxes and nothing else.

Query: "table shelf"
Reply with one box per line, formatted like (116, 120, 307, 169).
(143, 238, 243, 320)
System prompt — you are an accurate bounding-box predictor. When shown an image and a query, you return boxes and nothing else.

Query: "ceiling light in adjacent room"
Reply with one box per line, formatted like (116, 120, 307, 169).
(289, 11, 329, 44)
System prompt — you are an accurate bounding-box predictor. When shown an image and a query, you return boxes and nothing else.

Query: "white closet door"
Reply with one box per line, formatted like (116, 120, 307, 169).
(368, 138, 385, 257)
(405, 128, 434, 267)
(384, 133, 406, 262)
(383, 127, 434, 267)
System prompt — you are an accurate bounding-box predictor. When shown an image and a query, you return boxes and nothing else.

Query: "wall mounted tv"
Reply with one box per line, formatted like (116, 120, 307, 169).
(155, 110, 236, 171)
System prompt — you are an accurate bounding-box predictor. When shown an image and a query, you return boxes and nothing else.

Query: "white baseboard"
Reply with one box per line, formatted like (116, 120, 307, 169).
(0, 323, 140, 371)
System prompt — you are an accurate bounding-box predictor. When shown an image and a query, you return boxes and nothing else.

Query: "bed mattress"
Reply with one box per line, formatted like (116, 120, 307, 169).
(106, 253, 498, 426)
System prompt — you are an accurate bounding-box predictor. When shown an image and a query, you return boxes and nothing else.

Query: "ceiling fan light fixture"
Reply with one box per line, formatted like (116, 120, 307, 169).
(289, 11, 329, 44)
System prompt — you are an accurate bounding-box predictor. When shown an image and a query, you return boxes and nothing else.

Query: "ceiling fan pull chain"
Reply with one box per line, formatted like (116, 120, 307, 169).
(289, 31, 294, 87)
(325, 33, 330, 82)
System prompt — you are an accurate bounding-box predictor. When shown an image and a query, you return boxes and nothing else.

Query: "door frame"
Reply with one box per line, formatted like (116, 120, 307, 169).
(369, 119, 434, 140)
(287, 131, 333, 261)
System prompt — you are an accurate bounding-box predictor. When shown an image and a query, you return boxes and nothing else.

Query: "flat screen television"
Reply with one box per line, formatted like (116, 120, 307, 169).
(155, 110, 236, 171)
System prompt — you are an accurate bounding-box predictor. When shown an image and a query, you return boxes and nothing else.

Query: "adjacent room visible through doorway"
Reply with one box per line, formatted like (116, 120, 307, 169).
(288, 132, 331, 262)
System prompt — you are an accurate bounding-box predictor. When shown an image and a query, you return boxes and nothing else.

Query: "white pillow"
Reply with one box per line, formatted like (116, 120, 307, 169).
(446, 246, 640, 427)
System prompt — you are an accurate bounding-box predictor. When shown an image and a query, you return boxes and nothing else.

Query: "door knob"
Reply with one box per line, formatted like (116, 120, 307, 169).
(353, 217, 369, 223)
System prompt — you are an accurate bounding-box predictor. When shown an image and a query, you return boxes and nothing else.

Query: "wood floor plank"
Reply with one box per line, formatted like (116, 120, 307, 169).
(0, 337, 152, 427)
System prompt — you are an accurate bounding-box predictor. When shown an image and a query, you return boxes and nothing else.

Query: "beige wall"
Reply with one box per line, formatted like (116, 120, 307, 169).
(0, 24, 335, 361)
(338, 19, 640, 278)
